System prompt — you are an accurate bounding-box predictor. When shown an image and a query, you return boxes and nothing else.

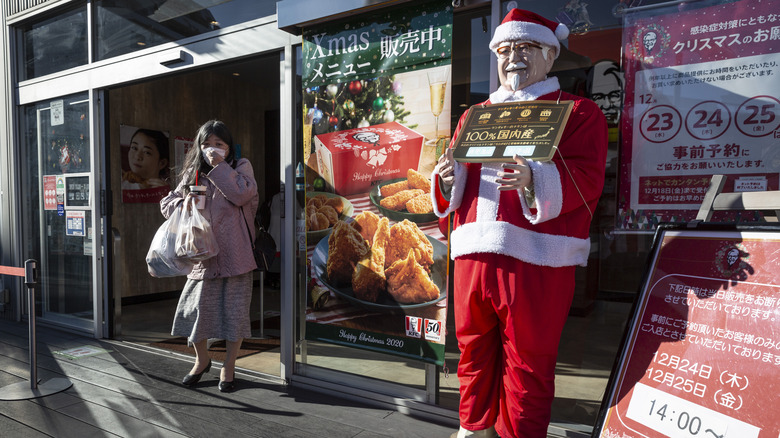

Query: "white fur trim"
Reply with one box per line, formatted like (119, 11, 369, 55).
(432, 159, 466, 217)
(477, 164, 502, 222)
(490, 21, 563, 56)
(521, 160, 562, 224)
(457, 425, 498, 438)
(451, 221, 590, 267)
(555, 24, 570, 41)
(489, 77, 560, 103)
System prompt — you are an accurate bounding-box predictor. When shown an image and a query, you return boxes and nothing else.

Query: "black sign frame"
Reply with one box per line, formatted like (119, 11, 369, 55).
(451, 100, 573, 163)
(593, 221, 780, 438)
(64, 174, 90, 208)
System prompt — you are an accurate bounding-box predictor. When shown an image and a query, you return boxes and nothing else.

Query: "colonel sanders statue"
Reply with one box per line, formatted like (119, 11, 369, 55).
(431, 9, 608, 438)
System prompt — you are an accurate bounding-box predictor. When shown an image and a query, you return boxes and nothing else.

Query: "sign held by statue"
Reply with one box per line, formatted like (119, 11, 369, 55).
(451, 100, 573, 163)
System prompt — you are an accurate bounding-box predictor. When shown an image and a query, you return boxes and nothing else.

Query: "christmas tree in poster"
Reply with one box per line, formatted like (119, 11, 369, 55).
(302, 76, 415, 154)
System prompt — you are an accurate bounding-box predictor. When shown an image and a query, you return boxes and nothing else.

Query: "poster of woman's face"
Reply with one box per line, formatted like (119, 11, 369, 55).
(120, 125, 171, 203)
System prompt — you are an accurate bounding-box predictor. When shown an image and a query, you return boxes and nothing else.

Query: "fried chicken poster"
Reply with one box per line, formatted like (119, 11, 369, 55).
(301, 0, 452, 365)
(308, 210, 448, 365)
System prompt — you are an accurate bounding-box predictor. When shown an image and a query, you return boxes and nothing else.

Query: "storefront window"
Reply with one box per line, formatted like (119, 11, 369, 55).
(20, 92, 95, 332)
(282, 0, 780, 433)
(294, 0, 455, 398)
(94, 0, 275, 61)
(21, 5, 88, 80)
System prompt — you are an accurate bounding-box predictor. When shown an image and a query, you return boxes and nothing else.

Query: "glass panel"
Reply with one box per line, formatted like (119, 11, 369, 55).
(106, 55, 284, 378)
(21, 93, 94, 331)
(490, 0, 747, 430)
(294, 1, 455, 397)
(434, 4, 494, 411)
(21, 6, 88, 80)
(94, 0, 276, 61)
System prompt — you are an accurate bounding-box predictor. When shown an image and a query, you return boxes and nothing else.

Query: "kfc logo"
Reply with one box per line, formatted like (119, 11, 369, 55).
(713, 243, 750, 279)
(406, 316, 423, 338)
(353, 131, 380, 145)
(629, 23, 670, 64)
(726, 248, 739, 267)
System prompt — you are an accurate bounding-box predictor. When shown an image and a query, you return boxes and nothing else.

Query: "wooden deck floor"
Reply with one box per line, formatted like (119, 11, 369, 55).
(0, 318, 455, 437)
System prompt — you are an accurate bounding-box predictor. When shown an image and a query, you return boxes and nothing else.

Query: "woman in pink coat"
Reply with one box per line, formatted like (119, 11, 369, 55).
(160, 120, 258, 393)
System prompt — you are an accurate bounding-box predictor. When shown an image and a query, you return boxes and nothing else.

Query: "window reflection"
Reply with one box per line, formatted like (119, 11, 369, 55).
(587, 60, 624, 125)
(21, 93, 95, 330)
(21, 6, 88, 80)
(95, 0, 275, 61)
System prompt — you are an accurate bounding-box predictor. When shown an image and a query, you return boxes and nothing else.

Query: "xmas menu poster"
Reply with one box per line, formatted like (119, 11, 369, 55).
(596, 226, 780, 438)
(617, 0, 780, 230)
(301, 0, 452, 365)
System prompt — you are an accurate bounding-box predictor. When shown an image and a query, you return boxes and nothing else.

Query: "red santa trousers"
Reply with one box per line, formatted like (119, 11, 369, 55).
(454, 252, 575, 438)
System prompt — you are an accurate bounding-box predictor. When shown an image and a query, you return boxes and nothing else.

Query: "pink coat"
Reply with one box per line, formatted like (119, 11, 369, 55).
(160, 158, 259, 279)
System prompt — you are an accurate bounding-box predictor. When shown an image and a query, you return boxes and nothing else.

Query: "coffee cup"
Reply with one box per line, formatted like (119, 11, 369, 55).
(190, 185, 207, 209)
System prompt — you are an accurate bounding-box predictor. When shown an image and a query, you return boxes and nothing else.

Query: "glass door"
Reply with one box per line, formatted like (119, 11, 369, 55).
(21, 92, 99, 333)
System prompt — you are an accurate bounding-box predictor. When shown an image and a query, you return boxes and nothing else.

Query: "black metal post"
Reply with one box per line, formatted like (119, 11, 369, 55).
(0, 259, 72, 400)
(24, 259, 37, 389)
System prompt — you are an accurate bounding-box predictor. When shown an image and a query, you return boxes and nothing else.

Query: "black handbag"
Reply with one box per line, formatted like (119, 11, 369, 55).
(241, 207, 276, 272)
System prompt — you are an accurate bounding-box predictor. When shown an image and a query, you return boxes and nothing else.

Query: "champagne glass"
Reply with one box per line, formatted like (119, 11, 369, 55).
(428, 66, 449, 143)
(303, 106, 315, 165)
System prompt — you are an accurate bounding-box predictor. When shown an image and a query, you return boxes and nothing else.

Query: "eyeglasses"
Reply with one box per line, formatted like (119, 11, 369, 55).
(495, 42, 543, 59)
(591, 90, 622, 103)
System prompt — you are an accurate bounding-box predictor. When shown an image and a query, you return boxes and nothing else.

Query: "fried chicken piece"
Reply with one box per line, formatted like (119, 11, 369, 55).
(326, 220, 369, 286)
(385, 250, 440, 304)
(380, 180, 409, 197)
(385, 219, 434, 269)
(317, 205, 339, 226)
(309, 212, 329, 231)
(352, 210, 381, 245)
(352, 217, 390, 302)
(304, 208, 316, 231)
(323, 197, 344, 214)
(306, 197, 324, 209)
(407, 169, 431, 193)
(380, 189, 425, 211)
(405, 193, 433, 214)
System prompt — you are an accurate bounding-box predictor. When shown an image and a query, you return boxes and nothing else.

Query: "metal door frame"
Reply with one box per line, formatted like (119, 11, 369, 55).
(30, 94, 103, 335)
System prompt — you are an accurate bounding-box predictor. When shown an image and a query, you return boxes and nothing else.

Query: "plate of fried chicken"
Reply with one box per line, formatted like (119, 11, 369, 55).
(369, 169, 437, 224)
(306, 191, 354, 242)
(311, 211, 447, 310)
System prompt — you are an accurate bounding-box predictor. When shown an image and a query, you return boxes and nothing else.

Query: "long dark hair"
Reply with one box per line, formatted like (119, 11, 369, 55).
(131, 128, 171, 179)
(178, 119, 235, 193)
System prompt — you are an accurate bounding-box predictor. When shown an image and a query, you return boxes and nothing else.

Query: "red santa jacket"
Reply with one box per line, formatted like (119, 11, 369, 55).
(431, 77, 607, 267)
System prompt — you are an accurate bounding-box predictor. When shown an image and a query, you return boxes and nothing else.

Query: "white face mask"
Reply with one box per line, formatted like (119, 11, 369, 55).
(202, 147, 227, 161)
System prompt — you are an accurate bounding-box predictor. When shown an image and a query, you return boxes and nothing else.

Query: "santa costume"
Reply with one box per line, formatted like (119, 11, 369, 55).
(431, 9, 608, 438)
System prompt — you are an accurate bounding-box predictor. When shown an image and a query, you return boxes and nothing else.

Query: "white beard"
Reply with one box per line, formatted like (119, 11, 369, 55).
(490, 77, 561, 103)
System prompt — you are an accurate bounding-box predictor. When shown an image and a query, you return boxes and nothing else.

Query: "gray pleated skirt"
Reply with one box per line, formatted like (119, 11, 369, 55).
(171, 272, 253, 343)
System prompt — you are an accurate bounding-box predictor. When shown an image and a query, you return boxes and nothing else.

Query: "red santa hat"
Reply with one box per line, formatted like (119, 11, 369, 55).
(489, 9, 569, 58)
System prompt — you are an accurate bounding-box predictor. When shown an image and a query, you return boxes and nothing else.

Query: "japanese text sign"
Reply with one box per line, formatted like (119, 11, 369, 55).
(617, 0, 780, 230)
(451, 101, 573, 163)
(595, 225, 780, 437)
(302, 0, 452, 88)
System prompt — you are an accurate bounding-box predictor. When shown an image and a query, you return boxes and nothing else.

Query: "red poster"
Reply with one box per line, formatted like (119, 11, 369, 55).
(43, 175, 57, 210)
(596, 227, 780, 437)
(617, 0, 780, 230)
